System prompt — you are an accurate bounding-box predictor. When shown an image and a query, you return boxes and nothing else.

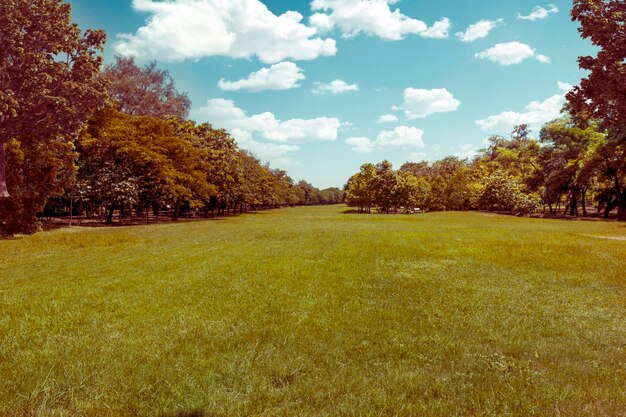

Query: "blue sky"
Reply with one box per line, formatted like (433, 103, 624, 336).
(68, 0, 593, 188)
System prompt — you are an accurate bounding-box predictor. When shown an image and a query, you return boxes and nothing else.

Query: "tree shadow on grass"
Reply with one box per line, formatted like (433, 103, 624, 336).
(340, 208, 361, 214)
(39, 216, 226, 231)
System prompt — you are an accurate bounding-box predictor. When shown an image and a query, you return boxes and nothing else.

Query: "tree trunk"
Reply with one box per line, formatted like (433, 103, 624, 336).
(581, 188, 588, 217)
(172, 198, 181, 220)
(119, 201, 125, 222)
(618, 189, 626, 221)
(569, 189, 578, 216)
(604, 198, 612, 218)
(0, 143, 9, 198)
(106, 203, 115, 224)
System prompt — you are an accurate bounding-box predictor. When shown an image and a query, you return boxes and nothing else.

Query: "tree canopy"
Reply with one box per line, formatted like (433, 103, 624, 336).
(567, 0, 626, 220)
(0, 0, 107, 233)
(103, 56, 191, 119)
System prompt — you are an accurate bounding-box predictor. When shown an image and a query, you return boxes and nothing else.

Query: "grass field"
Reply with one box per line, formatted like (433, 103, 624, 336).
(1, 206, 625, 416)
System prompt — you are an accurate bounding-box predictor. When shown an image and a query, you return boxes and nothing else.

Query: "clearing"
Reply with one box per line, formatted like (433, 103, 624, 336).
(1, 206, 625, 416)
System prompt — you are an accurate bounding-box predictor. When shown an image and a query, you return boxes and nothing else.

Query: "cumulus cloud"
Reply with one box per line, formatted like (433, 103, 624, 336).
(310, 0, 450, 40)
(313, 79, 359, 94)
(346, 136, 375, 153)
(475, 82, 571, 133)
(346, 126, 425, 153)
(114, 0, 336, 63)
(421, 17, 451, 39)
(455, 19, 503, 42)
(557, 81, 574, 92)
(377, 114, 399, 124)
(535, 54, 551, 64)
(518, 4, 559, 21)
(192, 98, 342, 159)
(309, 13, 335, 34)
(401, 88, 461, 119)
(377, 126, 425, 147)
(475, 41, 549, 66)
(218, 61, 305, 92)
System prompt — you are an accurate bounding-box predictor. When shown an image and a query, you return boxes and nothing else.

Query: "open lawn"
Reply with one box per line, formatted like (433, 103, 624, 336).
(1, 206, 625, 416)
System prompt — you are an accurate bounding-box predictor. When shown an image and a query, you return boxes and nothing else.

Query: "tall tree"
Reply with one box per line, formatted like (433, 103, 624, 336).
(568, 0, 626, 219)
(0, 0, 107, 234)
(103, 57, 191, 119)
(374, 160, 397, 213)
(345, 163, 377, 213)
(540, 118, 605, 216)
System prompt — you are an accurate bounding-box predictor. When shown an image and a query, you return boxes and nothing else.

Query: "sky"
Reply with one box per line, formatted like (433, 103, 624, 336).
(67, 0, 595, 188)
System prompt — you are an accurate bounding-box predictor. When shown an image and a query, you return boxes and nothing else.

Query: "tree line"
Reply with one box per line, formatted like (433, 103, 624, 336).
(0, 0, 341, 235)
(347, 1, 626, 220)
(1, 0, 624, 235)
(346, 121, 625, 219)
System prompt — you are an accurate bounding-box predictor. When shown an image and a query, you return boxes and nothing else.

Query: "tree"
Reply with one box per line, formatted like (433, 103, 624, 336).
(394, 170, 430, 213)
(428, 157, 472, 211)
(540, 118, 606, 216)
(0, 0, 107, 234)
(478, 172, 540, 215)
(103, 56, 191, 119)
(568, 0, 626, 219)
(374, 160, 397, 213)
(77, 108, 216, 223)
(345, 163, 377, 213)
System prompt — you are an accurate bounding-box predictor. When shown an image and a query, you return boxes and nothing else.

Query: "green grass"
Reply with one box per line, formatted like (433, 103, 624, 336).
(1, 206, 625, 416)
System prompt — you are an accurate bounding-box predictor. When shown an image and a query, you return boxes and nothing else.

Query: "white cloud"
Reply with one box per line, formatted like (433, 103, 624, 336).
(114, 0, 337, 63)
(309, 13, 335, 34)
(421, 17, 451, 39)
(401, 88, 461, 119)
(346, 126, 425, 153)
(218, 61, 305, 92)
(192, 98, 342, 160)
(453, 144, 478, 160)
(272, 157, 299, 168)
(310, 0, 450, 40)
(455, 19, 503, 42)
(377, 114, 399, 124)
(377, 126, 425, 148)
(475, 82, 570, 133)
(192, 98, 342, 143)
(475, 41, 548, 66)
(346, 136, 375, 153)
(313, 79, 359, 94)
(518, 4, 559, 21)
(557, 81, 574, 92)
(535, 54, 551, 64)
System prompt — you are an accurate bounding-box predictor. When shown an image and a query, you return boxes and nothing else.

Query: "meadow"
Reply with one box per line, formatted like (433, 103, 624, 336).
(0, 205, 625, 416)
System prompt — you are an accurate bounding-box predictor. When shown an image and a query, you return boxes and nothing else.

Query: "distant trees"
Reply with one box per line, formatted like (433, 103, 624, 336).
(345, 122, 621, 218)
(0, 0, 107, 234)
(345, 161, 429, 214)
(67, 108, 341, 224)
(0, 2, 340, 235)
